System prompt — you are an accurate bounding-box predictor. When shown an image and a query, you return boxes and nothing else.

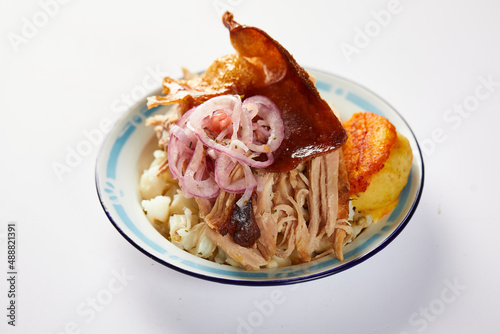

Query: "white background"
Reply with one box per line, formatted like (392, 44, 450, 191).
(1, 0, 499, 333)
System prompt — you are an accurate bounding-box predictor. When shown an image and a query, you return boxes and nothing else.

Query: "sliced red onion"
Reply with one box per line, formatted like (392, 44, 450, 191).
(236, 163, 257, 207)
(207, 148, 217, 160)
(192, 130, 274, 168)
(187, 95, 240, 130)
(242, 96, 284, 153)
(178, 106, 195, 126)
(166, 94, 284, 207)
(244, 101, 259, 119)
(239, 103, 253, 143)
(170, 124, 193, 147)
(167, 134, 188, 181)
(215, 155, 246, 193)
(215, 127, 231, 143)
(182, 141, 219, 199)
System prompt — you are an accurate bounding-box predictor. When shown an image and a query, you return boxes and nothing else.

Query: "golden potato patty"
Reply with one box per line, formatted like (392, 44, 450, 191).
(342, 112, 397, 195)
(352, 132, 413, 219)
(342, 112, 413, 220)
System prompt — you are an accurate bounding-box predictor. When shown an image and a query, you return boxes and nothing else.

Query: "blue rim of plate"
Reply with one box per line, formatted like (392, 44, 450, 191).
(95, 68, 424, 286)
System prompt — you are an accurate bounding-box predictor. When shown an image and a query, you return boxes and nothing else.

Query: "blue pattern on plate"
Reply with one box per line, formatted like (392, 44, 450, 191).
(315, 80, 332, 92)
(346, 92, 385, 117)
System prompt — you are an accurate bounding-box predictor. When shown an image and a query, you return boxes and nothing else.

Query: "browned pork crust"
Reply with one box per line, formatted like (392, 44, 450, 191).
(342, 112, 397, 195)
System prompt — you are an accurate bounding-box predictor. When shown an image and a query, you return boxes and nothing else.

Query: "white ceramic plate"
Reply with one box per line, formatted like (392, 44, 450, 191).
(95, 69, 424, 285)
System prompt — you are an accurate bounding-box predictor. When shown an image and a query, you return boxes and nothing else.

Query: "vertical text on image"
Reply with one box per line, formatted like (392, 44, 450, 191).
(6, 222, 18, 326)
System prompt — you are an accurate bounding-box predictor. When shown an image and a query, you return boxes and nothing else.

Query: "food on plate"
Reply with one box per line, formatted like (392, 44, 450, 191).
(139, 12, 413, 270)
(342, 112, 413, 220)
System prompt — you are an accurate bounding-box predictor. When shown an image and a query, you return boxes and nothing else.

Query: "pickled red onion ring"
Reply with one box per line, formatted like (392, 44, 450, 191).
(166, 94, 284, 206)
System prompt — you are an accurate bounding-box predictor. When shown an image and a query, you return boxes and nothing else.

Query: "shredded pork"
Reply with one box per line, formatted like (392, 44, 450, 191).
(253, 173, 277, 261)
(199, 148, 352, 269)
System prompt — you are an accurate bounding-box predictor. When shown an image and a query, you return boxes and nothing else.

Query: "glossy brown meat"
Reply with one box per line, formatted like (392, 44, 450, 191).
(148, 12, 348, 173)
(229, 200, 261, 247)
(223, 12, 347, 171)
